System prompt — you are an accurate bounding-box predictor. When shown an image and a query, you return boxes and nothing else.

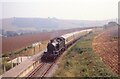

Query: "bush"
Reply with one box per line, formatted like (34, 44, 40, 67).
(2, 63, 12, 71)
(2, 54, 8, 57)
(71, 46, 83, 54)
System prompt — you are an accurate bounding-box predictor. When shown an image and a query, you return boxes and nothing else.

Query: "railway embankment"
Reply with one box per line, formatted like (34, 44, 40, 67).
(53, 32, 117, 77)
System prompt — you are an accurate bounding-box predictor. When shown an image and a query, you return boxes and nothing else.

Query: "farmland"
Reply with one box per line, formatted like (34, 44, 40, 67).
(53, 30, 117, 77)
(2, 28, 85, 54)
(1, 28, 93, 75)
(92, 26, 119, 74)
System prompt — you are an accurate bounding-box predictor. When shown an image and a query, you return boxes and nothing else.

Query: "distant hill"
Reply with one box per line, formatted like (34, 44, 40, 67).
(0, 17, 117, 32)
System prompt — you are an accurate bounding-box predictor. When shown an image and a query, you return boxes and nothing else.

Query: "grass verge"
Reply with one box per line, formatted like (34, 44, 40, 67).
(53, 33, 117, 77)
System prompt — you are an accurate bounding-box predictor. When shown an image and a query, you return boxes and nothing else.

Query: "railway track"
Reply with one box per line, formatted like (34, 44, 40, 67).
(26, 32, 92, 78)
(26, 46, 68, 78)
(29, 63, 52, 77)
(26, 55, 60, 78)
(27, 63, 46, 78)
(26, 46, 73, 78)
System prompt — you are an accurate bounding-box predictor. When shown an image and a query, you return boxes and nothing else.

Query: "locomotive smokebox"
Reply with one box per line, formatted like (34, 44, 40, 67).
(41, 51, 57, 62)
(41, 37, 65, 62)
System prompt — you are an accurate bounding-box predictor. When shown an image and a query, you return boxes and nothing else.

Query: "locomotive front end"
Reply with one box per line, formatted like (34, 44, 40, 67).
(41, 37, 65, 62)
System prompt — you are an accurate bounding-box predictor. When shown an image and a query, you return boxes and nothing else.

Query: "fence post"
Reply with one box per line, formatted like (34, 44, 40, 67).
(9, 52, 13, 68)
(34, 47, 35, 55)
(39, 44, 40, 51)
(11, 59, 13, 68)
(3, 57, 6, 73)
(3, 64, 6, 73)
(17, 54, 19, 65)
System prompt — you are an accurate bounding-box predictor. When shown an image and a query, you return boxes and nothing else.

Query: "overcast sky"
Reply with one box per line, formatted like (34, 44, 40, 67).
(0, 0, 120, 20)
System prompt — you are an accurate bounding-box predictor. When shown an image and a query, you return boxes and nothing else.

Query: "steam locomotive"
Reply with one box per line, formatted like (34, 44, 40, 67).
(41, 29, 92, 62)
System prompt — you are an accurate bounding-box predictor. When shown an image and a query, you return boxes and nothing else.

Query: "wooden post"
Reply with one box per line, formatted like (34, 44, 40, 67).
(21, 56, 22, 62)
(34, 47, 35, 55)
(3, 64, 6, 72)
(32, 47, 33, 55)
(17, 54, 19, 65)
(39, 44, 40, 51)
(11, 52, 14, 67)
(11, 60, 13, 68)
(3, 57, 6, 73)
(10, 53, 13, 68)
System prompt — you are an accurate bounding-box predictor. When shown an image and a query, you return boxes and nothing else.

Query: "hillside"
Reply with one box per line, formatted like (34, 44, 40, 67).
(1, 17, 117, 32)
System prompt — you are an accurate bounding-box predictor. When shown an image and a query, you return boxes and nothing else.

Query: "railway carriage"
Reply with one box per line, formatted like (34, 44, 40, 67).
(61, 32, 75, 47)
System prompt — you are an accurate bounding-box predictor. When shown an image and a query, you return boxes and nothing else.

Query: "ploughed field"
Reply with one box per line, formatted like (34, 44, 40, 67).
(2, 28, 83, 54)
(92, 27, 119, 74)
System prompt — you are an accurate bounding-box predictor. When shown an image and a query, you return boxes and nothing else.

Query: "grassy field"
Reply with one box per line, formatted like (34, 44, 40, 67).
(53, 32, 117, 77)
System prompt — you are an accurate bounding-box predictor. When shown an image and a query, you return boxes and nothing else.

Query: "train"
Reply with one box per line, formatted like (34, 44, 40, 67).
(41, 29, 92, 62)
